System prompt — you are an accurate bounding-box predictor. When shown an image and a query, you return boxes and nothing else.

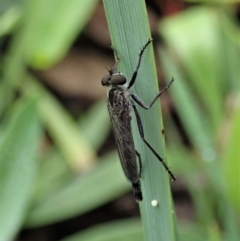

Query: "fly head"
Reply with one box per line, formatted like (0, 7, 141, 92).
(101, 73, 126, 87)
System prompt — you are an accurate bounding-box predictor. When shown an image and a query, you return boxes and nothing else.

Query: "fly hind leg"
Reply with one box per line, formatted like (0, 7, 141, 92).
(135, 150, 142, 177)
(132, 104, 176, 181)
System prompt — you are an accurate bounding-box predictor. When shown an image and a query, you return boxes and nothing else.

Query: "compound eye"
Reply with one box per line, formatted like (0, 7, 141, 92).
(101, 75, 111, 86)
(111, 74, 126, 85)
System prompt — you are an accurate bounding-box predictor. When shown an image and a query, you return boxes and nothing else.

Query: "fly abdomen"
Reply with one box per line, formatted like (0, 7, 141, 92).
(132, 181, 142, 202)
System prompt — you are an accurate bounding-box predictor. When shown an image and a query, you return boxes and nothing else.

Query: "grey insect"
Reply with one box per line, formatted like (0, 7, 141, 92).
(101, 38, 175, 201)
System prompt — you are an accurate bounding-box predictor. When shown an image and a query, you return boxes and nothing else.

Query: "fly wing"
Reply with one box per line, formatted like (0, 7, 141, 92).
(107, 96, 139, 183)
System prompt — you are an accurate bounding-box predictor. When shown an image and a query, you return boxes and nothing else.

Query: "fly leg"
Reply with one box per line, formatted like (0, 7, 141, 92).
(132, 104, 176, 181)
(136, 150, 142, 177)
(131, 77, 174, 109)
(128, 38, 152, 89)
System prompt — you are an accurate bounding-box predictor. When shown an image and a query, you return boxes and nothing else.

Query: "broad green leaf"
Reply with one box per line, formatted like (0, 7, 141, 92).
(103, 1, 176, 241)
(24, 76, 96, 171)
(79, 98, 111, 151)
(25, 152, 129, 227)
(60, 219, 143, 241)
(0, 98, 41, 241)
(160, 7, 224, 130)
(22, 0, 99, 68)
(59, 219, 208, 241)
(221, 95, 240, 216)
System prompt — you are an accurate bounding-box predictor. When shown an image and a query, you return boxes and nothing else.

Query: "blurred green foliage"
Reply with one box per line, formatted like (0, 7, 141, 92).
(160, 5, 240, 241)
(0, 0, 239, 241)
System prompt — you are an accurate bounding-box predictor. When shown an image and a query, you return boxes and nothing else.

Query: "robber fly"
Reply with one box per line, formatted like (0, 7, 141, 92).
(101, 38, 175, 202)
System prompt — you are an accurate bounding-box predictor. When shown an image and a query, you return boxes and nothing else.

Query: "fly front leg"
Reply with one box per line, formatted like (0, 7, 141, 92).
(132, 104, 176, 181)
(131, 77, 174, 109)
(128, 38, 152, 89)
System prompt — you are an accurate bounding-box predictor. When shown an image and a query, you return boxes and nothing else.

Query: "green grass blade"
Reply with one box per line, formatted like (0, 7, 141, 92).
(60, 219, 143, 241)
(103, 1, 176, 241)
(21, 0, 99, 68)
(24, 75, 96, 171)
(78, 98, 111, 151)
(24, 152, 129, 227)
(0, 98, 41, 241)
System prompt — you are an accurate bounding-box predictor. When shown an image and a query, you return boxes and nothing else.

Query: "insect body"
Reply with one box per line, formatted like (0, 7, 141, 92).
(102, 38, 175, 201)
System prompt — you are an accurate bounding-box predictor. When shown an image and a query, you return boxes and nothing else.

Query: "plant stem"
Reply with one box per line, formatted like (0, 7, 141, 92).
(103, 1, 177, 241)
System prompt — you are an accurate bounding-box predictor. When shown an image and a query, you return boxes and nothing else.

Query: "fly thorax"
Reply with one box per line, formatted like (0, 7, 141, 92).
(113, 93, 125, 113)
(108, 88, 124, 113)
